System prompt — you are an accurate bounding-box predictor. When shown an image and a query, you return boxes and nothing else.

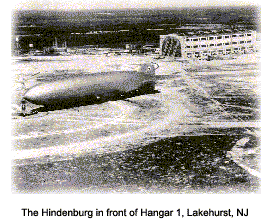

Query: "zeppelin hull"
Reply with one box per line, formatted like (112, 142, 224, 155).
(23, 68, 156, 107)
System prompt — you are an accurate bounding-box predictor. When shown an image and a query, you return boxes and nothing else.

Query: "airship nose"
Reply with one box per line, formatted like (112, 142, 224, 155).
(23, 87, 44, 104)
(23, 89, 36, 102)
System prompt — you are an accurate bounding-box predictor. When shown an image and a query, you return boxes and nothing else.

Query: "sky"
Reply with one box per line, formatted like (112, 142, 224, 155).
(12, 0, 261, 11)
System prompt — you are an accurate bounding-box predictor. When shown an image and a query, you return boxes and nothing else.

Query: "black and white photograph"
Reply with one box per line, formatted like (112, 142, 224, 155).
(7, 0, 268, 222)
(10, 0, 262, 196)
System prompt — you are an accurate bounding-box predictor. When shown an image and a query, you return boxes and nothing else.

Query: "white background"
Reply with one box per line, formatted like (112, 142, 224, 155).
(3, 1, 270, 223)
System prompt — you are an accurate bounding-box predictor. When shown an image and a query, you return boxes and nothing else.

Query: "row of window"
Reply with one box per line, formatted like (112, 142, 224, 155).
(186, 46, 255, 57)
(185, 33, 252, 42)
(186, 40, 252, 48)
(232, 40, 252, 44)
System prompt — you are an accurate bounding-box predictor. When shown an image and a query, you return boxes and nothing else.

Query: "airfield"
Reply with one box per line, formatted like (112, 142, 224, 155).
(11, 53, 260, 193)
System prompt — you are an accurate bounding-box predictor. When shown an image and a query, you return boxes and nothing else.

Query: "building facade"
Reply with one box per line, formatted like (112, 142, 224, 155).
(160, 31, 257, 59)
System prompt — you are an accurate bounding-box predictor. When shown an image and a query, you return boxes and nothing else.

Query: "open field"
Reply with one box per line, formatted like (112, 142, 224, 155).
(11, 53, 260, 193)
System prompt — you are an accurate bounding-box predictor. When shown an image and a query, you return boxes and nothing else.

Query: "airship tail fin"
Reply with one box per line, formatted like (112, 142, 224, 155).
(138, 63, 159, 74)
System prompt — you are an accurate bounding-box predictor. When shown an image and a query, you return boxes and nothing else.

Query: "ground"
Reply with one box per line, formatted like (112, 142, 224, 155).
(11, 53, 261, 193)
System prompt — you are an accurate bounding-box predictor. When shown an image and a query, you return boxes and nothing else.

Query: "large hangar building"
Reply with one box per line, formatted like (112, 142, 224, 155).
(160, 31, 257, 59)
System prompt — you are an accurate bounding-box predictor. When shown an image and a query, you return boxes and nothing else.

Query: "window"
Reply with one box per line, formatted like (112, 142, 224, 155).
(193, 45, 198, 48)
(247, 34, 252, 36)
(193, 38, 198, 41)
(201, 45, 207, 47)
(218, 36, 222, 39)
(226, 49, 231, 52)
(186, 46, 191, 48)
(217, 43, 223, 46)
(201, 37, 207, 40)
(186, 38, 191, 41)
(224, 35, 230, 39)
(232, 34, 238, 37)
(247, 40, 252, 43)
(240, 41, 245, 44)
(232, 42, 238, 44)
(209, 37, 214, 40)
(210, 44, 215, 46)
(239, 34, 244, 37)
(225, 42, 230, 45)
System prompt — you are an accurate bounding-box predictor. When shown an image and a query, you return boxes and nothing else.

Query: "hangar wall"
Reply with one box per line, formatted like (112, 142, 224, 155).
(160, 31, 257, 59)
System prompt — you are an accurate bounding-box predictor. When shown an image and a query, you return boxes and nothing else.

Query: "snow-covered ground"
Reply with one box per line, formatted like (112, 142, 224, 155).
(11, 53, 261, 193)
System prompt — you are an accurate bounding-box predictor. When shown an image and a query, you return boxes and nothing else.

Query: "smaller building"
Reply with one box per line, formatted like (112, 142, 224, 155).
(125, 44, 137, 52)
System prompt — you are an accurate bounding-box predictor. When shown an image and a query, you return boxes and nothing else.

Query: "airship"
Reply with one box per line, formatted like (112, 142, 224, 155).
(22, 62, 159, 110)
